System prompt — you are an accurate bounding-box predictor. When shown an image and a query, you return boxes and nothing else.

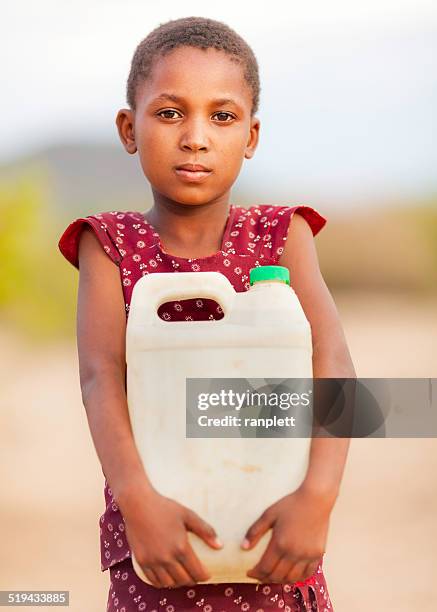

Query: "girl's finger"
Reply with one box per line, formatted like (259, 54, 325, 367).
(301, 559, 319, 581)
(246, 537, 280, 580)
(180, 541, 211, 584)
(154, 565, 176, 588)
(184, 509, 222, 550)
(285, 560, 308, 584)
(266, 555, 293, 584)
(242, 510, 274, 550)
(142, 567, 161, 588)
(163, 560, 196, 587)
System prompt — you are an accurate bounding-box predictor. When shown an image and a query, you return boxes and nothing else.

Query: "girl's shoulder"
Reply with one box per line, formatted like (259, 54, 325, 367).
(58, 210, 152, 269)
(231, 203, 327, 259)
(240, 203, 327, 235)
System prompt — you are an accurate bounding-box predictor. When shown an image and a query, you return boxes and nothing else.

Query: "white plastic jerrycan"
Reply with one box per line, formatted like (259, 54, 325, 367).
(126, 266, 314, 584)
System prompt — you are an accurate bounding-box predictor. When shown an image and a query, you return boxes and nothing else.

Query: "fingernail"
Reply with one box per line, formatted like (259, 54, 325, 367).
(215, 537, 223, 547)
(241, 538, 250, 549)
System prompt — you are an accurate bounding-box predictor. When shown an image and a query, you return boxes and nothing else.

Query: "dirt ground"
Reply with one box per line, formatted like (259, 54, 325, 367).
(1, 290, 436, 611)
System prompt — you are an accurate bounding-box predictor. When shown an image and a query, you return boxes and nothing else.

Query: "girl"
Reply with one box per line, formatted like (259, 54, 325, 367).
(59, 16, 355, 612)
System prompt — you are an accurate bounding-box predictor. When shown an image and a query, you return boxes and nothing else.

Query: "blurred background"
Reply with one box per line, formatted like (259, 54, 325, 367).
(1, 1, 436, 610)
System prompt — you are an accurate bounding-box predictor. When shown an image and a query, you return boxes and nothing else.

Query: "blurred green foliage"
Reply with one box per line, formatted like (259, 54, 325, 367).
(414, 201, 437, 270)
(0, 173, 77, 343)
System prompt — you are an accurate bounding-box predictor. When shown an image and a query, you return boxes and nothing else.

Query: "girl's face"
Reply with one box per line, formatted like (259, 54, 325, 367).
(116, 46, 260, 207)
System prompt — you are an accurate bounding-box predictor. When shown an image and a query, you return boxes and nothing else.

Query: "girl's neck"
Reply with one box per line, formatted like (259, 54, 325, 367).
(144, 195, 232, 258)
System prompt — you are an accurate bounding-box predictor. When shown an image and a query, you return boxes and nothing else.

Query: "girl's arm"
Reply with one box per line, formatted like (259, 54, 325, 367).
(76, 227, 222, 588)
(77, 227, 153, 506)
(242, 212, 354, 583)
(281, 212, 355, 502)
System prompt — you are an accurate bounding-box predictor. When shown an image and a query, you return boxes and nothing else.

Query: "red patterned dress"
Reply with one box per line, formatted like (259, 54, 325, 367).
(58, 203, 333, 612)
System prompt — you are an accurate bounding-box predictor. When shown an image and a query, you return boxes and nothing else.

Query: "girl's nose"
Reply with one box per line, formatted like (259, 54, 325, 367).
(179, 119, 210, 152)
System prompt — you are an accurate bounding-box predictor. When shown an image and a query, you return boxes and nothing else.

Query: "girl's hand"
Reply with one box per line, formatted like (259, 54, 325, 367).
(121, 486, 223, 588)
(241, 485, 333, 584)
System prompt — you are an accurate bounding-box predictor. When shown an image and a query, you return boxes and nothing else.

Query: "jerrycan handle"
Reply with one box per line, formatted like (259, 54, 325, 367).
(129, 271, 236, 326)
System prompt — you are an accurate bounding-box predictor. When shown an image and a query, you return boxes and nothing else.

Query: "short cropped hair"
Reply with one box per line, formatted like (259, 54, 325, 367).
(126, 16, 260, 116)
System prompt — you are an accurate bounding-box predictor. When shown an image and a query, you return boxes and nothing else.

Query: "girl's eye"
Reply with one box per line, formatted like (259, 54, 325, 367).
(213, 112, 235, 122)
(157, 109, 181, 119)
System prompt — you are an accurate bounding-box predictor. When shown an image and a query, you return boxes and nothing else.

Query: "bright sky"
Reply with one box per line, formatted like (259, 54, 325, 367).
(2, 0, 437, 206)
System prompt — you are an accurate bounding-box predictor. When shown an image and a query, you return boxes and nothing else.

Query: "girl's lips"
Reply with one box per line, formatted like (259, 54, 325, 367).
(174, 168, 212, 182)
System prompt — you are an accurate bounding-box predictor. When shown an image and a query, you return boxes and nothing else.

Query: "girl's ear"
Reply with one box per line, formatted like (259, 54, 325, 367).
(116, 109, 137, 154)
(244, 116, 260, 160)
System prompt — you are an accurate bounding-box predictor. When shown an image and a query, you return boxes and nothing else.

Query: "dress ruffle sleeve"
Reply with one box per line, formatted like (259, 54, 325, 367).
(58, 214, 122, 269)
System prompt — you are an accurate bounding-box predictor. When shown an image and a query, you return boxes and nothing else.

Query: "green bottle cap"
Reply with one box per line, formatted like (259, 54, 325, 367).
(249, 265, 290, 286)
